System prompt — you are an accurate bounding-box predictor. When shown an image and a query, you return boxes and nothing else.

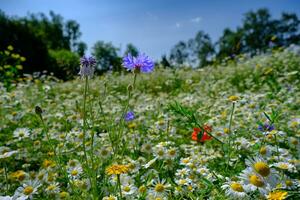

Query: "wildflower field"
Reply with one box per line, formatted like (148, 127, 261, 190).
(1, 49, 300, 200)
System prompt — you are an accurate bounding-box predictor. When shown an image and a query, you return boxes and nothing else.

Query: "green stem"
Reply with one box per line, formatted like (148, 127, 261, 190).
(4, 161, 9, 194)
(117, 174, 123, 199)
(116, 73, 137, 154)
(227, 102, 235, 170)
(82, 76, 89, 164)
(82, 76, 96, 199)
(274, 134, 280, 161)
(37, 114, 75, 194)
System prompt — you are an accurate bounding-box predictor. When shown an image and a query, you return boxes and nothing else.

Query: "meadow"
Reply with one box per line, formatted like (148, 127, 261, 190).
(0, 48, 300, 200)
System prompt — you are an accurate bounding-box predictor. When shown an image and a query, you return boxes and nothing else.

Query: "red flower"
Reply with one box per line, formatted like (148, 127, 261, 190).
(191, 125, 212, 142)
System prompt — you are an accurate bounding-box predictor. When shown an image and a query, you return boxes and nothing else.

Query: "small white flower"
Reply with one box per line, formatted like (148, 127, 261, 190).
(221, 179, 248, 199)
(13, 128, 30, 140)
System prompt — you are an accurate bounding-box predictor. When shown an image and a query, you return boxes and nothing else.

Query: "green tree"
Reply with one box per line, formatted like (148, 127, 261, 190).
(169, 41, 190, 66)
(91, 41, 121, 72)
(188, 31, 214, 67)
(217, 28, 244, 60)
(124, 43, 139, 57)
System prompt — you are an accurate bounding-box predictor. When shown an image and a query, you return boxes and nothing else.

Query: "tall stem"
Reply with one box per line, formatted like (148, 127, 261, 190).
(4, 161, 8, 194)
(82, 76, 97, 199)
(82, 76, 88, 163)
(117, 73, 137, 154)
(117, 174, 123, 199)
(227, 102, 235, 170)
(274, 134, 280, 161)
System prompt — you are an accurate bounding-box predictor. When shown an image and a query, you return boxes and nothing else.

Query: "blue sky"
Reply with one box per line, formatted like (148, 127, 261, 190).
(1, 0, 299, 59)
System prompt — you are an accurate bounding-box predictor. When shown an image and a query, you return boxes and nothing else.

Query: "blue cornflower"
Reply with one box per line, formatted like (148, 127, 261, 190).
(125, 111, 135, 121)
(258, 123, 275, 132)
(123, 53, 154, 73)
(79, 56, 97, 78)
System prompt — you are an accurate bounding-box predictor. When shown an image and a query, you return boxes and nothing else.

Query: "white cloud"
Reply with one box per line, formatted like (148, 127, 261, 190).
(191, 17, 202, 23)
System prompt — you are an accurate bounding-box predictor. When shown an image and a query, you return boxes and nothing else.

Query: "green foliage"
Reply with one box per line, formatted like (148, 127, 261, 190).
(0, 45, 26, 88)
(92, 41, 121, 72)
(0, 10, 85, 79)
(124, 43, 139, 57)
(49, 49, 80, 80)
(0, 49, 300, 199)
(169, 8, 300, 68)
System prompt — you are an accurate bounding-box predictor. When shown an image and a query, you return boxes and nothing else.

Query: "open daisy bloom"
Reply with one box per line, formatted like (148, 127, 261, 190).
(191, 125, 213, 142)
(221, 179, 247, 199)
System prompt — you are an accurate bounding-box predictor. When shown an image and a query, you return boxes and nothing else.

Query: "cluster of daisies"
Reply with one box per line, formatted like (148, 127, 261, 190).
(0, 50, 299, 199)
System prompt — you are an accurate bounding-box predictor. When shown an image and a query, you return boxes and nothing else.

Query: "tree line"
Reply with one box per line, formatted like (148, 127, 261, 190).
(169, 8, 300, 68)
(0, 8, 299, 80)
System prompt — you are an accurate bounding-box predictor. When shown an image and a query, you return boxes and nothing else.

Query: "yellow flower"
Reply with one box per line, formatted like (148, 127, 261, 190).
(10, 170, 26, 181)
(59, 191, 69, 199)
(230, 182, 244, 192)
(16, 65, 23, 70)
(43, 159, 56, 168)
(7, 45, 14, 51)
(228, 95, 239, 102)
(267, 191, 288, 200)
(23, 186, 34, 195)
(106, 164, 129, 175)
(253, 161, 270, 177)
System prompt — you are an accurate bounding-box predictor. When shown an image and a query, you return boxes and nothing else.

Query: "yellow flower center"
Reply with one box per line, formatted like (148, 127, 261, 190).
(157, 150, 164, 156)
(224, 128, 230, 134)
(155, 184, 165, 193)
(78, 132, 84, 139)
(249, 175, 264, 187)
(101, 149, 108, 156)
(278, 163, 289, 170)
(267, 191, 288, 200)
(123, 186, 131, 192)
(107, 197, 116, 200)
(291, 121, 298, 128)
(260, 146, 267, 155)
(228, 95, 239, 102)
(19, 132, 25, 137)
(145, 145, 151, 151)
(23, 186, 34, 195)
(59, 192, 69, 198)
(71, 170, 78, 176)
(254, 162, 270, 177)
(291, 138, 298, 145)
(139, 185, 146, 193)
(285, 180, 293, 187)
(230, 182, 244, 192)
(168, 149, 176, 156)
(179, 179, 187, 185)
(47, 185, 56, 191)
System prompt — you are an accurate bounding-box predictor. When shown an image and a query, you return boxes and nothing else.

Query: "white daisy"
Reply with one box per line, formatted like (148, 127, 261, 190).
(45, 182, 60, 194)
(239, 168, 271, 195)
(148, 179, 171, 199)
(272, 162, 296, 172)
(121, 184, 137, 197)
(221, 179, 248, 199)
(68, 166, 83, 180)
(13, 179, 41, 199)
(13, 128, 30, 140)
